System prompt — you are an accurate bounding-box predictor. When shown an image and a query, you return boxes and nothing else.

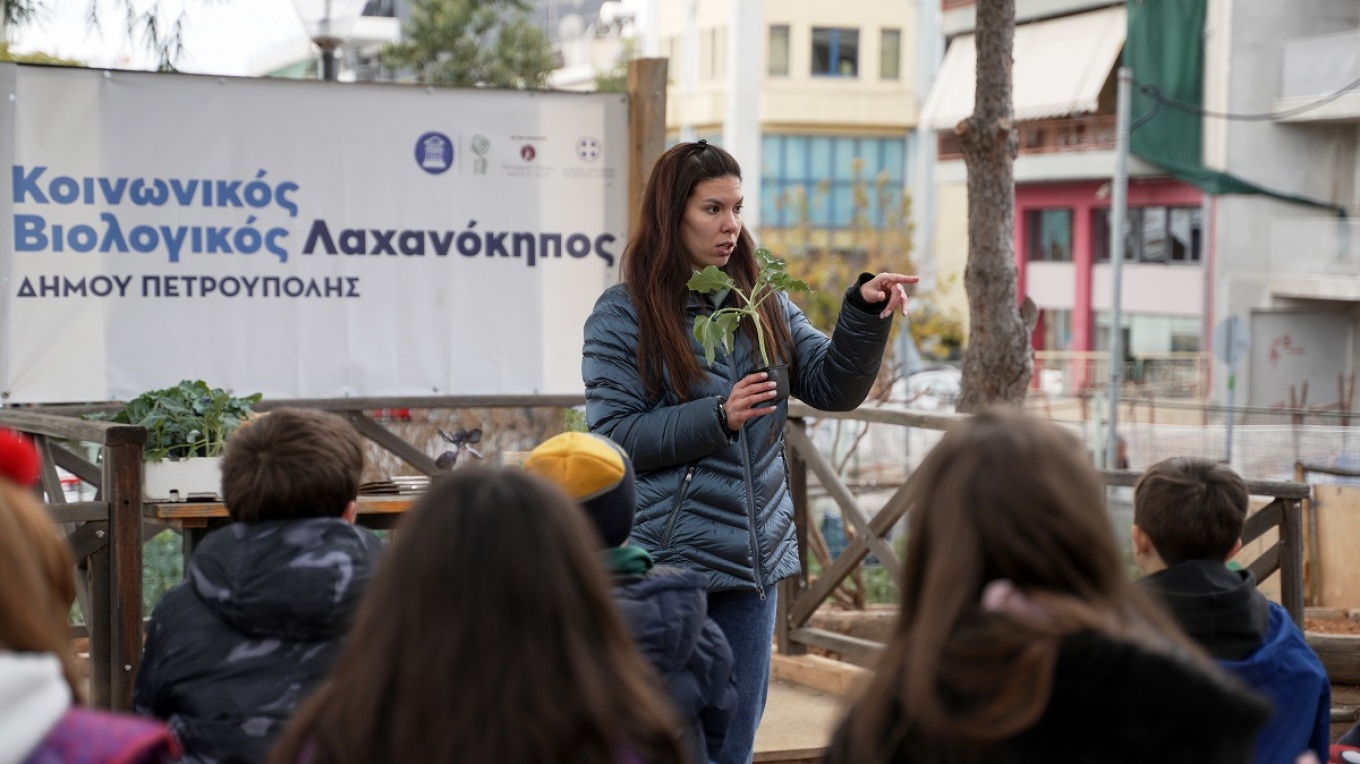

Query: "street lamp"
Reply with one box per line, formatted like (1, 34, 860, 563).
(291, 0, 369, 81)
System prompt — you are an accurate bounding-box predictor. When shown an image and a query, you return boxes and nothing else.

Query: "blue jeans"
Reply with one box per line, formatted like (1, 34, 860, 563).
(706, 588, 779, 764)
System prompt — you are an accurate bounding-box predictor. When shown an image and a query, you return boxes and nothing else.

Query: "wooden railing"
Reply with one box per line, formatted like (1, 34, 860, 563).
(5, 395, 1309, 706)
(938, 114, 1117, 160)
(4, 395, 581, 711)
(776, 403, 1310, 661)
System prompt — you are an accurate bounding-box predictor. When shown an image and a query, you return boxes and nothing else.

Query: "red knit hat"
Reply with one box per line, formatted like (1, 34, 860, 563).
(0, 428, 40, 488)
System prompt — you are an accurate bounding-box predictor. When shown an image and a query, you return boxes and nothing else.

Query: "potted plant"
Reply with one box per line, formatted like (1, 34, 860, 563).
(95, 380, 262, 502)
(687, 248, 811, 406)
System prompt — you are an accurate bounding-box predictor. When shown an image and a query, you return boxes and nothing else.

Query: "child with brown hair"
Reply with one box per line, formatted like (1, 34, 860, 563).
(1134, 456, 1330, 764)
(134, 408, 384, 763)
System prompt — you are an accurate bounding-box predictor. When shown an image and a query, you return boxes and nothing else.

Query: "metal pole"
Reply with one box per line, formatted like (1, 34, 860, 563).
(321, 46, 338, 81)
(1225, 320, 1236, 464)
(1105, 67, 1131, 470)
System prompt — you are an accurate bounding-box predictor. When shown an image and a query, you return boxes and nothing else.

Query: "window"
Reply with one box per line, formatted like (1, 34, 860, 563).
(880, 28, 901, 80)
(1039, 308, 1073, 351)
(812, 28, 858, 77)
(1168, 207, 1200, 262)
(1025, 209, 1073, 262)
(1093, 206, 1201, 263)
(761, 135, 907, 229)
(700, 28, 713, 80)
(711, 28, 726, 80)
(1097, 313, 1202, 354)
(768, 25, 790, 76)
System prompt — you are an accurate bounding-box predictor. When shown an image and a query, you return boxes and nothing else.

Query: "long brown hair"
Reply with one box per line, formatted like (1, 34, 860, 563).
(622, 141, 793, 401)
(270, 467, 686, 764)
(837, 409, 1201, 760)
(0, 478, 85, 702)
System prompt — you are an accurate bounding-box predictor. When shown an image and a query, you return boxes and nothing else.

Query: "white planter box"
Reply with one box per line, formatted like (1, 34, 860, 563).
(143, 457, 224, 502)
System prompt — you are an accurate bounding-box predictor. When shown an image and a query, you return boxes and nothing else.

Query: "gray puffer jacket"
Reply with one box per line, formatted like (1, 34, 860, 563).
(583, 275, 890, 592)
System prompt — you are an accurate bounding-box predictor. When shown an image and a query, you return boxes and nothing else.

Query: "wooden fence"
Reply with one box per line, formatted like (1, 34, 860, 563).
(775, 403, 1310, 661)
(2, 397, 1309, 708)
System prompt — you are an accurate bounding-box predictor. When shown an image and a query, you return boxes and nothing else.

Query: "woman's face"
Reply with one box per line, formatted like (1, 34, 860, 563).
(680, 175, 743, 271)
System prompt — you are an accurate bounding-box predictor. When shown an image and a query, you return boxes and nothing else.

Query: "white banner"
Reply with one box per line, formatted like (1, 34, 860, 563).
(0, 63, 627, 404)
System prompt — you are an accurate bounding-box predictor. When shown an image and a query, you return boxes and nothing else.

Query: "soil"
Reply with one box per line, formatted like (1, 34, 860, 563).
(1306, 617, 1360, 635)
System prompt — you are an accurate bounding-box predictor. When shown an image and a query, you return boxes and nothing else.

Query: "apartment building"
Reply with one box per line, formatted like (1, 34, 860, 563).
(646, 0, 921, 252)
(921, 0, 1360, 408)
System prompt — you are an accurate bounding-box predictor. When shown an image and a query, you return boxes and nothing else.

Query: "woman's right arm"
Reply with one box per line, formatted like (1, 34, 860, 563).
(583, 296, 731, 473)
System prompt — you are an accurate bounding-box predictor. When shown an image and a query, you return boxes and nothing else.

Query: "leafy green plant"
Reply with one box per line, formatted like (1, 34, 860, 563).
(93, 380, 262, 462)
(686, 248, 811, 368)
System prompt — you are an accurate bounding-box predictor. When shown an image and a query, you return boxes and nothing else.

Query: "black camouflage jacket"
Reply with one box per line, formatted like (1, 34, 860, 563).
(134, 518, 384, 764)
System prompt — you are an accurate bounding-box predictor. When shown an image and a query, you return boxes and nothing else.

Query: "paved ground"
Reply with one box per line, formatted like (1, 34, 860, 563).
(753, 678, 847, 763)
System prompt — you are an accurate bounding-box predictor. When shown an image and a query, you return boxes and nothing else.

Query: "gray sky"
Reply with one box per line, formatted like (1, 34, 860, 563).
(8, 0, 315, 75)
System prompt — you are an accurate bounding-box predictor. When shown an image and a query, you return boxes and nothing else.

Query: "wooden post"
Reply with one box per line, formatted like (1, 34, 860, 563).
(1280, 497, 1306, 629)
(104, 439, 144, 711)
(778, 418, 810, 656)
(627, 58, 668, 237)
(85, 543, 113, 708)
(1296, 461, 1319, 607)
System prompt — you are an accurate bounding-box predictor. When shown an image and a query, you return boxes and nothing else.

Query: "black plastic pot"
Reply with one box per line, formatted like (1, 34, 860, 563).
(753, 363, 790, 408)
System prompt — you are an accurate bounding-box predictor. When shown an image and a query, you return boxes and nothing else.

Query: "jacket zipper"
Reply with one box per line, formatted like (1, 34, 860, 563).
(661, 464, 697, 548)
(740, 427, 765, 600)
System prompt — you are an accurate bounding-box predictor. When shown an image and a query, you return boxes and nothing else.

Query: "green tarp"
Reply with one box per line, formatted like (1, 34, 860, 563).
(1124, 0, 1343, 214)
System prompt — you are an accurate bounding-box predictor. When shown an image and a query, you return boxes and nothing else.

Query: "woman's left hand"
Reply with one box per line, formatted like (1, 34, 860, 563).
(860, 272, 921, 319)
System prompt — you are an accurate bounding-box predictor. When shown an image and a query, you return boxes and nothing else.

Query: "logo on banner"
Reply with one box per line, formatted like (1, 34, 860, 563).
(506, 134, 551, 178)
(415, 132, 454, 174)
(576, 137, 601, 162)
(471, 134, 490, 175)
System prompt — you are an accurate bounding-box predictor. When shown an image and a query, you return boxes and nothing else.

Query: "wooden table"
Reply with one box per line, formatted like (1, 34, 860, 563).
(144, 494, 417, 556)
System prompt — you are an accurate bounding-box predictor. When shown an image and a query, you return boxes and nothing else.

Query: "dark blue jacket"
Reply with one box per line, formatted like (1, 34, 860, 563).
(615, 565, 737, 762)
(583, 278, 890, 592)
(1142, 560, 1330, 764)
(1221, 603, 1330, 764)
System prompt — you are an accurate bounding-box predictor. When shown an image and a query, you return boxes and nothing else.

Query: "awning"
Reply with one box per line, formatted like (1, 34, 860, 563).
(920, 6, 1125, 131)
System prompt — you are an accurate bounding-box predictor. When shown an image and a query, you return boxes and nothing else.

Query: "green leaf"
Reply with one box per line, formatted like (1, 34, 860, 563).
(91, 379, 260, 462)
(683, 248, 812, 367)
(687, 266, 735, 294)
(693, 315, 720, 366)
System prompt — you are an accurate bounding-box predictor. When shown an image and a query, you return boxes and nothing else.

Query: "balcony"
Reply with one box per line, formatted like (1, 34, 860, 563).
(1267, 217, 1360, 301)
(1275, 29, 1360, 124)
(1270, 217, 1360, 275)
(938, 114, 1115, 160)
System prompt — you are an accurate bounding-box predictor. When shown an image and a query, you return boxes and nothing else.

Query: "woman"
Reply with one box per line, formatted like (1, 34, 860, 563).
(269, 467, 687, 764)
(823, 409, 1271, 764)
(583, 139, 916, 764)
(0, 428, 180, 763)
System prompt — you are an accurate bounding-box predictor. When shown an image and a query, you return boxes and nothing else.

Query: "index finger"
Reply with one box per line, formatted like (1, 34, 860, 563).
(882, 273, 920, 284)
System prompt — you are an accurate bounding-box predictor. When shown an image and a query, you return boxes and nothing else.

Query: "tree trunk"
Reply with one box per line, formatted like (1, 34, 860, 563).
(955, 0, 1034, 413)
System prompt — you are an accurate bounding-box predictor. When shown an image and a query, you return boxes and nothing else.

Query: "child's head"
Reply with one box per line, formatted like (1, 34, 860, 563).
(522, 432, 636, 548)
(272, 467, 683, 763)
(901, 408, 1125, 615)
(0, 429, 84, 700)
(1133, 456, 1248, 570)
(842, 409, 1197, 752)
(221, 408, 364, 522)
